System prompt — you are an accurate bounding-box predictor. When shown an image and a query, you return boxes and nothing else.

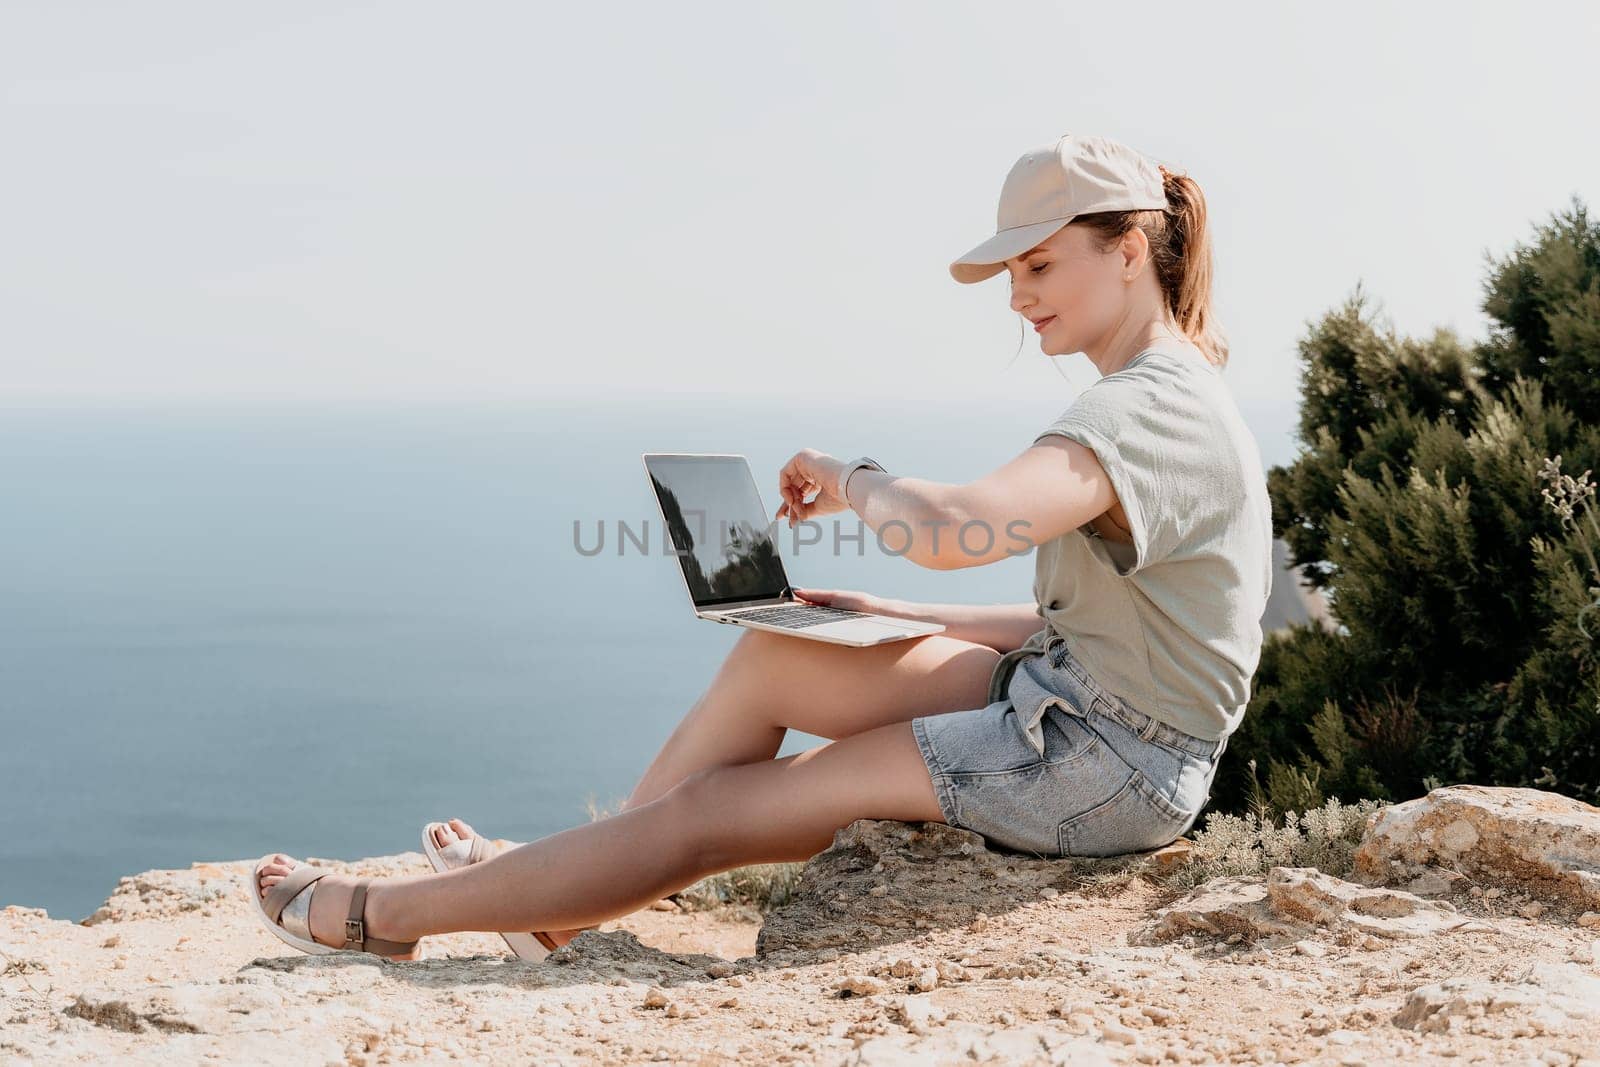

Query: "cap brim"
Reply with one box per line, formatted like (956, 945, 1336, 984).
(948, 217, 1074, 284)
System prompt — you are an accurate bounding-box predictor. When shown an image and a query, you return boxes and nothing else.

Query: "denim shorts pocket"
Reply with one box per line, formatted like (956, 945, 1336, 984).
(1035, 702, 1103, 765)
(1057, 766, 1196, 858)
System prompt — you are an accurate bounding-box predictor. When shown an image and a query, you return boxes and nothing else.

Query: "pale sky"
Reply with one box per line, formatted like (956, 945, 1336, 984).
(3, 2, 1597, 468)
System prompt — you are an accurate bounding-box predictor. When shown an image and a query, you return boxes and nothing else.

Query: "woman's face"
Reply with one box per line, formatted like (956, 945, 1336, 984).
(1003, 223, 1128, 357)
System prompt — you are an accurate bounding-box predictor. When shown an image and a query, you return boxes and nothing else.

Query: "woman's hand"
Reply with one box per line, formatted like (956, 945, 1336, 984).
(791, 586, 908, 619)
(775, 448, 851, 527)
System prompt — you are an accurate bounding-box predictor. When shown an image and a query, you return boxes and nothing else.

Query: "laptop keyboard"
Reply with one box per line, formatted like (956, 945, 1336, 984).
(720, 604, 872, 629)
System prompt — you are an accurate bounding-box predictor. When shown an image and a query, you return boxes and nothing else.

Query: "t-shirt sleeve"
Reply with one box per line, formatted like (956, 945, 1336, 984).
(1032, 371, 1182, 575)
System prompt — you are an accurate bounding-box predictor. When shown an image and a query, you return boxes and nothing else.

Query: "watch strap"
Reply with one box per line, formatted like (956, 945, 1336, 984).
(839, 456, 886, 503)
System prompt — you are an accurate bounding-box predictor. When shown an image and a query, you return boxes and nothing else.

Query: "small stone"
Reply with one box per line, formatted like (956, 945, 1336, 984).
(1483, 887, 1501, 899)
(704, 962, 734, 979)
(642, 987, 669, 1009)
(99, 935, 121, 949)
(1141, 1005, 1176, 1025)
(1576, 911, 1600, 928)
(868, 884, 888, 897)
(833, 975, 886, 998)
(913, 968, 939, 993)
(649, 898, 679, 912)
(1040, 887, 1060, 899)
(1294, 940, 1327, 958)
(1518, 901, 1545, 919)
(900, 994, 941, 1035)
(1101, 1021, 1140, 1045)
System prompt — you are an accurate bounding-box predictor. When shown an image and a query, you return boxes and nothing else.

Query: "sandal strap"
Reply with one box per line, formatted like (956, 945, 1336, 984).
(262, 862, 328, 924)
(343, 879, 420, 955)
(467, 833, 494, 866)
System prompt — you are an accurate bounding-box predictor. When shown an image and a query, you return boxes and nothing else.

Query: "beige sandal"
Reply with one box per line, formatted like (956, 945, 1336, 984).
(249, 855, 419, 959)
(420, 821, 595, 961)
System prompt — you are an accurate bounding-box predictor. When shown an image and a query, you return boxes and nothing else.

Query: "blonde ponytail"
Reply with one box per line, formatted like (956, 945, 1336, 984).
(1073, 163, 1229, 368)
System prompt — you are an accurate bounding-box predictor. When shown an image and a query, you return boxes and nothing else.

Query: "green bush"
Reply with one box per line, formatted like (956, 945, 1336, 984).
(1221, 196, 1600, 817)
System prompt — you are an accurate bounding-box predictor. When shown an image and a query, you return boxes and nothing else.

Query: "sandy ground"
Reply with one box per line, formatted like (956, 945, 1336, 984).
(3, 823, 1599, 1065)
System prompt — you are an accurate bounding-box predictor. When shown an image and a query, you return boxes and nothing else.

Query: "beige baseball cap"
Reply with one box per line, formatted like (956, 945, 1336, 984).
(949, 133, 1168, 284)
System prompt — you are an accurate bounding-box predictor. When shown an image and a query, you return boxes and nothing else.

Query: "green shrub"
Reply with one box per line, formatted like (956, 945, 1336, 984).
(1234, 197, 1600, 815)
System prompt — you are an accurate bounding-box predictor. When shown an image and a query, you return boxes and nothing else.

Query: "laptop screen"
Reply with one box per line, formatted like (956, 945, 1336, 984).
(643, 454, 790, 608)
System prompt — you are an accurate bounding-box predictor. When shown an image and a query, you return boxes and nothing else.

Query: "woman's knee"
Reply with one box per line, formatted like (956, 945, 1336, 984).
(660, 761, 825, 871)
(656, 765, 743, 870)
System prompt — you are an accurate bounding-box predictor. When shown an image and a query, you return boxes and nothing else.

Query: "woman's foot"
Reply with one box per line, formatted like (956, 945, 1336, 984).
(255, 854, 421, 961)
(427, 819, 583, 949)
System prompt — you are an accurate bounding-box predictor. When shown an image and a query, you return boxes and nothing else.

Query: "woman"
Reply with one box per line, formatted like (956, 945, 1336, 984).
(249, 133, 1274, 961)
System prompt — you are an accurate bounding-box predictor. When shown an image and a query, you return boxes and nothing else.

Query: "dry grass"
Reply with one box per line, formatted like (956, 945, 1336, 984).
(1165, 796, 1389, 890)
(1023, 796, 1391, 898)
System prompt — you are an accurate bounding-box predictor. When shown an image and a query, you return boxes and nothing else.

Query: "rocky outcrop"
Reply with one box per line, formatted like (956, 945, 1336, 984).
(3, 790, 1599, 1064)
(1133, 866, 1489, 947)
(754, 819, 1065, 956)
(754, 819, 1190, 956)
(1393, 962, 1600, 1035)
(1354, 785, 1600, 909)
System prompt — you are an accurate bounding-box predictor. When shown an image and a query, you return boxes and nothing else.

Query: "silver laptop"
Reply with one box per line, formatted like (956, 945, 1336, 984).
(642, 452, 945, 646)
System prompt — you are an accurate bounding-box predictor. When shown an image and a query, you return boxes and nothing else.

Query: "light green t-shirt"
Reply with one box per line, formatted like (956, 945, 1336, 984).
(997, 342, 1274, 742)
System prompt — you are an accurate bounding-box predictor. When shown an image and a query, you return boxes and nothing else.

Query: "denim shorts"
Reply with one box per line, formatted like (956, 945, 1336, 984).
(910, 634, 1230, 858)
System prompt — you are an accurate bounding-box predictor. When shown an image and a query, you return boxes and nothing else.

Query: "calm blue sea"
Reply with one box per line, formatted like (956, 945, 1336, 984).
(2, 392, 1063, 920)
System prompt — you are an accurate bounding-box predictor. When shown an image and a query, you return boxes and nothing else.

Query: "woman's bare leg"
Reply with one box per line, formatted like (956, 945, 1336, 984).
(422, 628, 998, 942)
(625, 628, 1000, 808)
(262, 718, 943, 948)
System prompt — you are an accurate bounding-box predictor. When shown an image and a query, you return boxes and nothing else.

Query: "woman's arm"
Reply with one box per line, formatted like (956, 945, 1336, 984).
(775, 439, 1117, 571)
(893, 599, 1045, 653)
(792, 589, 1044, 653)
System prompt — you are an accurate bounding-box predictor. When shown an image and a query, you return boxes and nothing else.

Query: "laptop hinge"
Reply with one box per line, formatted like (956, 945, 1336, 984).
(702, 588, 792, 614)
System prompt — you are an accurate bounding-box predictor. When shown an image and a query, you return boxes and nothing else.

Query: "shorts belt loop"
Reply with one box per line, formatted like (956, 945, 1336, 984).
(1044, 633, 1065, 666)
(1137, 716, 1159, 742)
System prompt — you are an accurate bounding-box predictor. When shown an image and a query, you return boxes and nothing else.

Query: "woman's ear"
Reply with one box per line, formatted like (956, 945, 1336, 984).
(1120, 228, 1149, 279)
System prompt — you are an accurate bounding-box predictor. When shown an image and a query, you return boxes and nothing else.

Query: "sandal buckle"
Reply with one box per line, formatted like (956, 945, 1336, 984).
(344, 918, 365, 946)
